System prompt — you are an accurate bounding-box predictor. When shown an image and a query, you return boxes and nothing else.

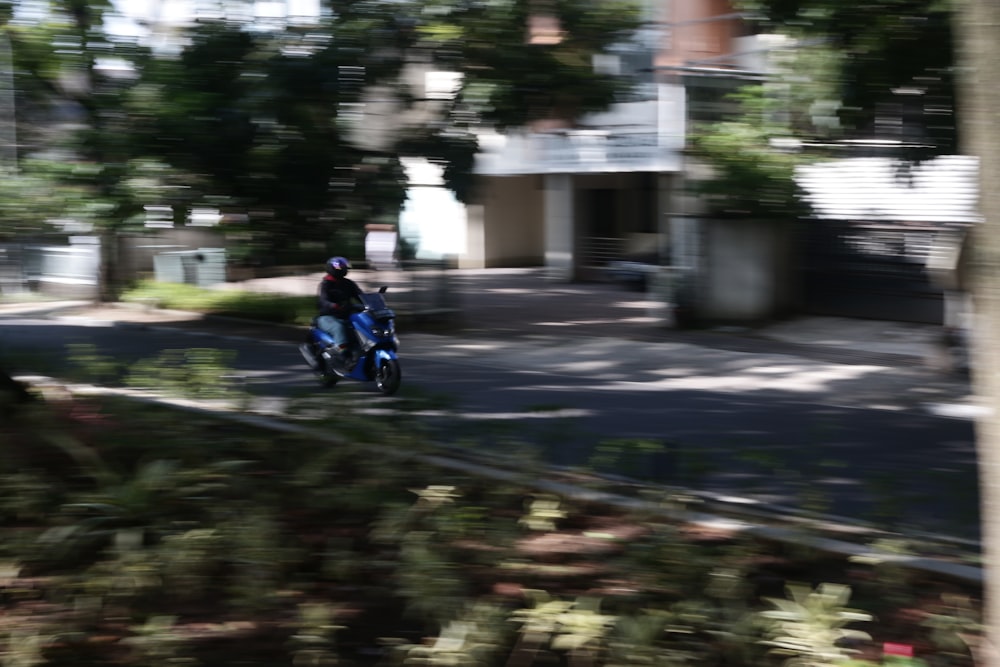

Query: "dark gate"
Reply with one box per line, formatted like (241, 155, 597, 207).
(800, 220, 944, 324)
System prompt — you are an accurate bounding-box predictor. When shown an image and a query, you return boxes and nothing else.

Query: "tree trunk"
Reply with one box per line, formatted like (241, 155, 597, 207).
(954, 2, 1000, 665)
(98, 226, 118, 303)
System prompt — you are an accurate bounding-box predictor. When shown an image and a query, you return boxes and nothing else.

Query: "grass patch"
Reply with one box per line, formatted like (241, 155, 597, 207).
(0, 291, 66, 305)
(122, 280, 315, 326)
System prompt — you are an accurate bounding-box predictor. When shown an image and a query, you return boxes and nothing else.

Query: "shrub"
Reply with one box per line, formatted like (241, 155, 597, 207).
(122, 280, 314, 326)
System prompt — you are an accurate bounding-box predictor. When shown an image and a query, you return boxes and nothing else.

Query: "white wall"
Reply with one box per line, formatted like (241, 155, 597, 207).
(119, 227, 226, 281)
(544, 174, 574, 279)
(700, 218, 794, 322)
(459, 175, 544, 268)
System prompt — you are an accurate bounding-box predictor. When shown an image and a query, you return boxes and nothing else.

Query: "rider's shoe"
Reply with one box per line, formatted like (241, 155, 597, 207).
(315, 344, 353, 375)
(319, 344, 342, 359)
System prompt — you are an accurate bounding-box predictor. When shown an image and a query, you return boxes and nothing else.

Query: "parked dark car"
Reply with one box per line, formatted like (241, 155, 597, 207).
(603, 233, 661, 291)
(605, 256, 660, 291)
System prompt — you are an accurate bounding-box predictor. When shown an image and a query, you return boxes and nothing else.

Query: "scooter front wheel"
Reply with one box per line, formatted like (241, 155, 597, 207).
(374, 358, 401, 396)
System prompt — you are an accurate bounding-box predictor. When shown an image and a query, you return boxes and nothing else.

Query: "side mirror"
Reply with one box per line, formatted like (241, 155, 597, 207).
(378, 285, 388, 294)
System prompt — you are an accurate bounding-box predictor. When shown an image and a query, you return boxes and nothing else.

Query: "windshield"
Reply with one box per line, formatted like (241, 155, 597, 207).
(361, 292, 388, 311)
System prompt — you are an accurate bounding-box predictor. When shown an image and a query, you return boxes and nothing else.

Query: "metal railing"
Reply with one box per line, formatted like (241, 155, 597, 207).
(578, 236, 625, 269)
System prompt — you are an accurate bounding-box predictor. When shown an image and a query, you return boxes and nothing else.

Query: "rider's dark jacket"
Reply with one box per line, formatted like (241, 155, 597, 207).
(318, 274, 363, 319)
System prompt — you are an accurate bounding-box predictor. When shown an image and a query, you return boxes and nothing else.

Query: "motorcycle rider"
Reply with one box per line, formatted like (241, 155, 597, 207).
(316, 256, 364, 364)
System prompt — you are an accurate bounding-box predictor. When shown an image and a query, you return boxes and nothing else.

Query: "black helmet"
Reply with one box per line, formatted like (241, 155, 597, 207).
(325, 256, 351, 278)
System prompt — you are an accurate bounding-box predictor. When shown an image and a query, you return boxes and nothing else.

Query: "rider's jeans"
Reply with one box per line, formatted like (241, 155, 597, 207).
(317, 315, 350, 348)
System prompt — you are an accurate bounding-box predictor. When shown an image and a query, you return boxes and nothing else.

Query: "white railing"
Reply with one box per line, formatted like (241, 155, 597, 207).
(538, 131, 665, 169)
(476, 129, 683, 175)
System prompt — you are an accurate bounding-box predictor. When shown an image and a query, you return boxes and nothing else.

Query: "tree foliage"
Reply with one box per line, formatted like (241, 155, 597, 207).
(417, 0, 642, 129)
(127, 12, 412, 260)
(737, 0, 956, 152)
(1, 0, 643, 274)
(689, 86, 813, 220)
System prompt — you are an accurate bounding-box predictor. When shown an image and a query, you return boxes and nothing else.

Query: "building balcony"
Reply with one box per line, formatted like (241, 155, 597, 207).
(474, 86, 686, 176)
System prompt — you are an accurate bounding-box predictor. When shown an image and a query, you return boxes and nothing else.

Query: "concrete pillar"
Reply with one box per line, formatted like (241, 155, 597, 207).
(543, 173, 574, 281)
(460, 203, 486, 269)
(669, 217, 700, 269)
(667, 165, 701, 275)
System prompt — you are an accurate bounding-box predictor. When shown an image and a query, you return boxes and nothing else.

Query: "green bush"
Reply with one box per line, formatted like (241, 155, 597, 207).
(122, 280, 314, 326)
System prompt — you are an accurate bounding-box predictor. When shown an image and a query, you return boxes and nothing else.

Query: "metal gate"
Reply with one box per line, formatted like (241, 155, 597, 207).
(800, 220, 944, 324)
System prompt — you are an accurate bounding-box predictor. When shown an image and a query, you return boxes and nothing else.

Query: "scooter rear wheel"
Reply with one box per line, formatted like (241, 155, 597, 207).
(315, 351, 340, 388)
(374, 359, 401, 396)
(318, 368, 340, 388)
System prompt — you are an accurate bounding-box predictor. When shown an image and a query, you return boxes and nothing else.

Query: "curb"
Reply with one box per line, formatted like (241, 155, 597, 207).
(0, 300, 92, 316)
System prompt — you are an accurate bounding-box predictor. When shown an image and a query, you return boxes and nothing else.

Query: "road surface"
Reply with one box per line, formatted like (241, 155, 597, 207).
(0, 309, 979, 540)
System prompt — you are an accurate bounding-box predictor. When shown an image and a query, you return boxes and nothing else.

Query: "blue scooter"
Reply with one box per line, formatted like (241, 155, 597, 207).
(299, 286, 402, 395)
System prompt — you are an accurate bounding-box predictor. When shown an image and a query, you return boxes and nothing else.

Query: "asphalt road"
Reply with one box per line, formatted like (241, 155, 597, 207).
(1, 308, 979, 540)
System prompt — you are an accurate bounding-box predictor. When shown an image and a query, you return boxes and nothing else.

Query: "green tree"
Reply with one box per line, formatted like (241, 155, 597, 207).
(737, 0, 956, 153)
(3, 0, 644, 284)
(132, 12, 412, 263)
(419, 0, 643, 129)
(688, 85, 813, 219)
(2, 0, 159, 300)
(396, 0, 644, 201)
(0, 165, 78, 237)
(133, 0, 643, 250)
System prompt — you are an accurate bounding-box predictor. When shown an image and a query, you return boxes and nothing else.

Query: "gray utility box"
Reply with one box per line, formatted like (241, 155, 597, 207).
(153, 248, 226, 287)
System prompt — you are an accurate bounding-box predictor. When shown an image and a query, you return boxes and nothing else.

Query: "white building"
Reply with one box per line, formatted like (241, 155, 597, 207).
(445, 0, 778, 289)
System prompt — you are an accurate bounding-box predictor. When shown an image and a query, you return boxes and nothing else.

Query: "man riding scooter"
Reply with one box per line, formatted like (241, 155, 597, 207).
(300, 256, 364, 370)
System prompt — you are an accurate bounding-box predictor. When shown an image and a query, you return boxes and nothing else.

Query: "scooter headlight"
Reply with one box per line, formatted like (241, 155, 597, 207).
(370, 322, 394, 337)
